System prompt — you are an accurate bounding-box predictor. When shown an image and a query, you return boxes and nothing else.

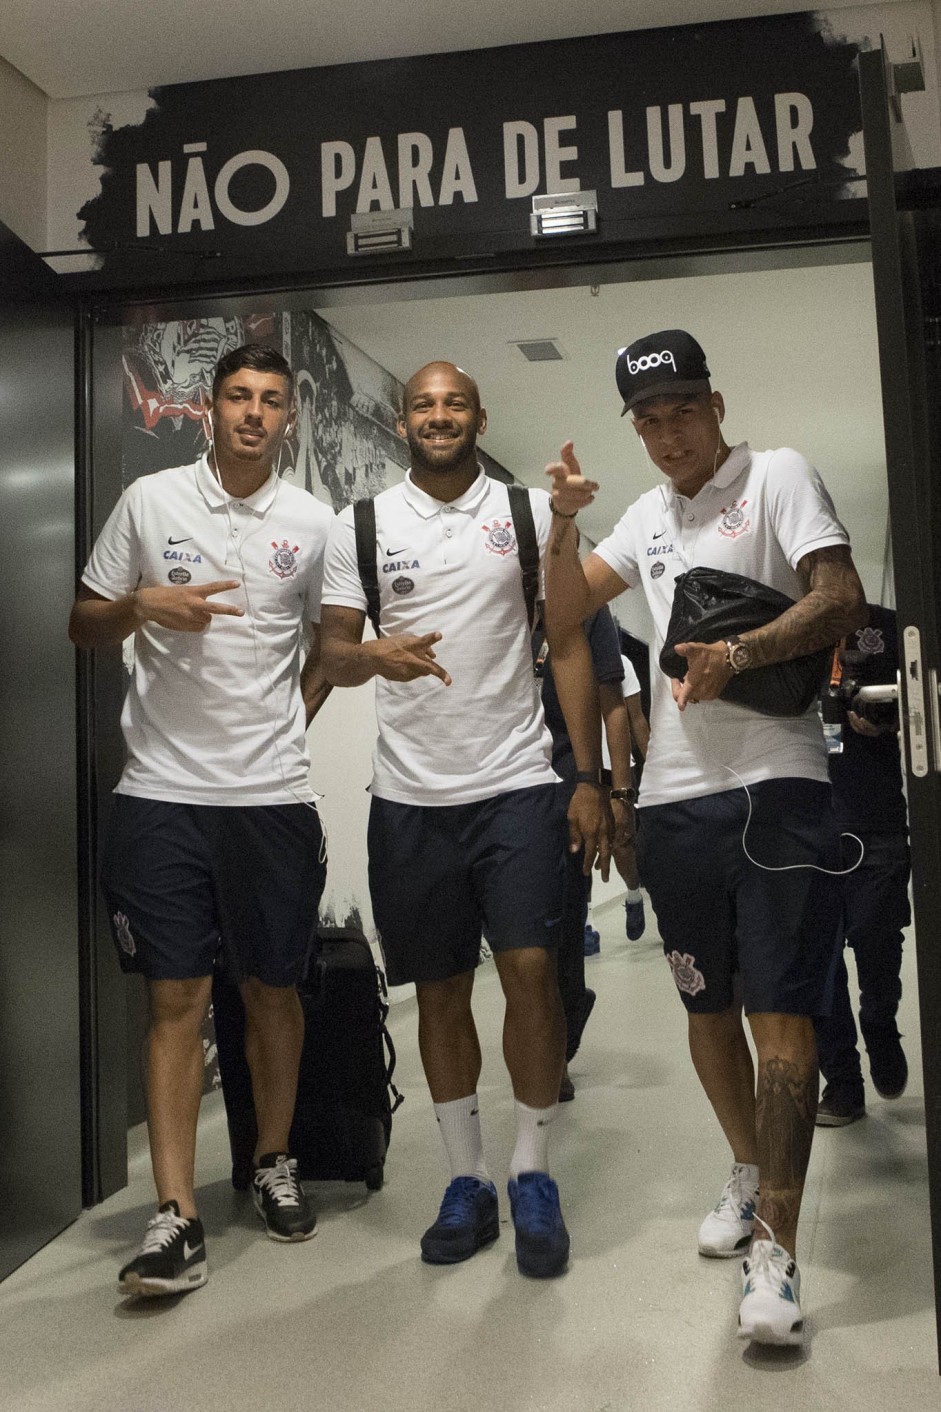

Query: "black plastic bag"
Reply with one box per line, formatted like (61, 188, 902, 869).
(658, 565, 831, 717)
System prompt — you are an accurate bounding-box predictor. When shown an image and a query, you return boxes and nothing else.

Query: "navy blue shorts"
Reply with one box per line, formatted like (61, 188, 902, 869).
(101, 795, 327, 985)
(636, 778, 842, 1017)
(367, 784, 566, 986)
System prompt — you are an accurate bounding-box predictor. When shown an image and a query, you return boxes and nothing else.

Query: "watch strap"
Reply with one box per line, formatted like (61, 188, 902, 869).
(574, 769, 605, 787)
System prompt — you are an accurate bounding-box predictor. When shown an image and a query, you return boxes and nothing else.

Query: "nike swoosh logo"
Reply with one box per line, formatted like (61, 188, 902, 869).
(653, 530, 666, 539)
(385, 548, 407, 556)
(183, 1240, 203, 1260)
(168, 537, 192, 545)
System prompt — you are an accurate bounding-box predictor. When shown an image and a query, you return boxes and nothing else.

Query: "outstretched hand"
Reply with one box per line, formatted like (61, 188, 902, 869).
(372, 631, 452, 685)
(544, 441, 599, 518)
(136, 580, 244, 633)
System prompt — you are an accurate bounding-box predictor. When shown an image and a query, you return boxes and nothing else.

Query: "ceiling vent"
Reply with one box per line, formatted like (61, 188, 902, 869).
(512, 339, 567, 362)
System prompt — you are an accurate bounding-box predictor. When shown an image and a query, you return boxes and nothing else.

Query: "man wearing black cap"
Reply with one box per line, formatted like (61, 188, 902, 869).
(543, 330, 866, 1347)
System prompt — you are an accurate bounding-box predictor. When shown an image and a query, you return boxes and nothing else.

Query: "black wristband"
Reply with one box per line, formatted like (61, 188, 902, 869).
(610, 787, 635, 803)
(549, 499, 578, 520)
(575, 769, 605, 787)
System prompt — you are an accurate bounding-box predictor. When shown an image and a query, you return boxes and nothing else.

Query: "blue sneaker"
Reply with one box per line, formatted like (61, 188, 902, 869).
(420, 1177, 499, 1264)
(625, 897, 646, 941)
(583, 924, 600, 956)
(507, 1172, 570, 1278)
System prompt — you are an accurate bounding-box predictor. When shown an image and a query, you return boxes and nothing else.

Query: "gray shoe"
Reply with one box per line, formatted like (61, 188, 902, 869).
(816, 1084, 865, 1127)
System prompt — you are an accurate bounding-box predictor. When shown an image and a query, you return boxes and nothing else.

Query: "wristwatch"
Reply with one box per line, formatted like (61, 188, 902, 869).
(610, 787, 635, 803)
(725, 634, 752, 674)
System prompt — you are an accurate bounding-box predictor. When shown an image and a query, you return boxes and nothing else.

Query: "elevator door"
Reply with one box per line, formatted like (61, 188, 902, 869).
(0, 270, 82, 1279)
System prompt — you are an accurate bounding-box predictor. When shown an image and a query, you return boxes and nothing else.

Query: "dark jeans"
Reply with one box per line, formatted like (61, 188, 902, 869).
(813, 831, 911, 1089)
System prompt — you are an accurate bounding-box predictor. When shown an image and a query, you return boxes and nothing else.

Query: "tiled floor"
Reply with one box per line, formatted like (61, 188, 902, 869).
(2, 898, 937, 1411)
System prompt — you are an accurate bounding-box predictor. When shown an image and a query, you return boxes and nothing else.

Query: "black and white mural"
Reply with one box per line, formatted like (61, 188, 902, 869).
(121, 308, 511, 496)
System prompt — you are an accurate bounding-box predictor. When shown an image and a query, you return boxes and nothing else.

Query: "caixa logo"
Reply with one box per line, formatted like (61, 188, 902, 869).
(627, 349, 676, 375)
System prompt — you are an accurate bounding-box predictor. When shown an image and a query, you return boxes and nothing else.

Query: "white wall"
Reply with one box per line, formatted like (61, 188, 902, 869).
(0, 57, 47, 250)
(827, 3, 941, 166)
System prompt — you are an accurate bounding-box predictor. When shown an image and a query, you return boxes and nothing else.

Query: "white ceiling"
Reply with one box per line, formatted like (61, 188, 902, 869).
(315, 254, 891, 605)
(0, 0, 898, 100)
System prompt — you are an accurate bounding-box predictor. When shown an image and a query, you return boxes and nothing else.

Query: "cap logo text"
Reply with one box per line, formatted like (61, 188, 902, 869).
(627, 349, 676, 375)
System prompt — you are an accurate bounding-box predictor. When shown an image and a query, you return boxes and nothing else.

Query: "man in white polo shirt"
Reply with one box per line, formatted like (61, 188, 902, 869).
(544, 330, 866, 1346)
(69, 344, 334, 1297)
(321, 361, 610, 1279)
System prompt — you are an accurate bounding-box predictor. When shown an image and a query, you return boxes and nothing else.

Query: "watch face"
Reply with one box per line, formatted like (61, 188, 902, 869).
(730, 642, 751, 671)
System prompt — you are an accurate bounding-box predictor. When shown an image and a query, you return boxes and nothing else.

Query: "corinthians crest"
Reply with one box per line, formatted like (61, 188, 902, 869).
(269, 539, 300, 579)
(481, 519, 516, 557)
(718, 499, 751, 539)
(856, 625, 885, 655)
(666, 950, 706, 997)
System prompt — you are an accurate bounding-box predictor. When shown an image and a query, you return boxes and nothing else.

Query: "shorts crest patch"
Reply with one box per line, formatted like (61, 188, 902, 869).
(666, 950, 706, 997)
(269, 540, 300, 579)
(113, 911, 136, 957)
(481, 519, 516, 557)
(856, 625, 885, 655)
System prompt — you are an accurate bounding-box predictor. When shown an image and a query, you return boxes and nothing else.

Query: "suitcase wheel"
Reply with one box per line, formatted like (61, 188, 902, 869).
(365, 1162, 384, 1192)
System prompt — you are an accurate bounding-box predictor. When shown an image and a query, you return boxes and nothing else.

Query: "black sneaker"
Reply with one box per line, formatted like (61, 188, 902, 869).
(252, 1153, 317, 1242)
(816, 1084, 866, 1127)
(864, 1024, 909, 1099)
(507, 1171, 570, 1278)
(118, 1201, 207, 1297)
(420, 1177, 500, 1264)
(625, 897, 646, 941)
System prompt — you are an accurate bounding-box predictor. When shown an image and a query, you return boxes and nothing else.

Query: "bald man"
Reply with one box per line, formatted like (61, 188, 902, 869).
(321, 362, 611, 1279)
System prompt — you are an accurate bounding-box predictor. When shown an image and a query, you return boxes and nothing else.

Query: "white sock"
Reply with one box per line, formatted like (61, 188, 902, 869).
(433, 1094, 490, 1184)
(509, 1099, 556, 1180)
(626, 887, 643, 903)
(734, 1161, 760, 1192)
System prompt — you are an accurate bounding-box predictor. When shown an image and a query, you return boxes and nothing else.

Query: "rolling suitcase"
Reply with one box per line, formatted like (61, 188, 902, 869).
(212, 925, 402, 1192)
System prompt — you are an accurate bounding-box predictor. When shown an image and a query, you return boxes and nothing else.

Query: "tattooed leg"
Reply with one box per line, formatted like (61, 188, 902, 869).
(749, 1012, 818, 1258)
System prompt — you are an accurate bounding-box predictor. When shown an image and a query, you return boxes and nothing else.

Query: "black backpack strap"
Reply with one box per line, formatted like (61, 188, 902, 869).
(507, 484, 539, 632)
(353, 497, 381, 637)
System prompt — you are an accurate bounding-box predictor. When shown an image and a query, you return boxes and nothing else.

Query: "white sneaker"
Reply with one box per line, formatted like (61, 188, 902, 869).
(698, 1163, 758, 1257)
(738, 1223, 803, 1346)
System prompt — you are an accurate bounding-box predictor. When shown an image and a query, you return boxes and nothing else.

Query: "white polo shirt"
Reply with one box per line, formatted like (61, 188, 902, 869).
(322, 469, 556, 806)
(82, 456, 334, 805)
(593, 444, 850, 807)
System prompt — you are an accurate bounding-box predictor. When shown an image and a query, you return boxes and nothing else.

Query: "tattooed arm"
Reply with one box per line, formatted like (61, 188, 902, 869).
(741, 545, 867, 668)
(672, 545, 866, 710)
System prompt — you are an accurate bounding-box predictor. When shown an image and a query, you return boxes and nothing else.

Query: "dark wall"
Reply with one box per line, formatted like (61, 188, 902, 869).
(0, 236, 82, 1277)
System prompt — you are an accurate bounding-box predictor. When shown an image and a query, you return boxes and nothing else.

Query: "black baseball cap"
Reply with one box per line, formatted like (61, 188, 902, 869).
(615, 329, 711, 416)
